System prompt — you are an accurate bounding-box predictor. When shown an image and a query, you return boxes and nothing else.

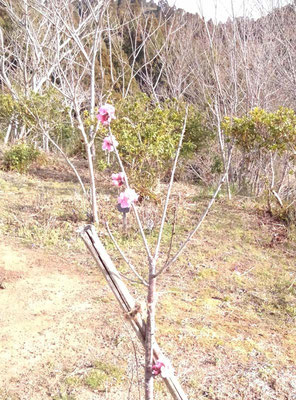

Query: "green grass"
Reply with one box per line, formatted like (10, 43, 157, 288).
(54, 360, 125, 398)
(52, 394, 76, 400)
(0, 171, 88, 252)
(84, 361, 124, 390)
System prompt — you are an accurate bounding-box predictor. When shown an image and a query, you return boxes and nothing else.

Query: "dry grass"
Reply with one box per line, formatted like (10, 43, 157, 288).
(0, 158, 296, 400)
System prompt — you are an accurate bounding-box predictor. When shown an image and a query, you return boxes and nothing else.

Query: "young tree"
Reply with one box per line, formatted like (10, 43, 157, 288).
(91, 103, 232, 399)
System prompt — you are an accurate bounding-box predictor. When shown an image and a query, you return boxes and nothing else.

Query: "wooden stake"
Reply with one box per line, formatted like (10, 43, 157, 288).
(79, 225, 189, 400)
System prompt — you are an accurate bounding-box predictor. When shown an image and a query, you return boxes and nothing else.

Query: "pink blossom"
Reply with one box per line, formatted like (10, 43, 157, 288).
(152, 358, 173, 378)
(118, 188, 139, 209)
(152, 361, 165, 377)
(102, 135, 118, 152)
(97, 104, 115, 126)
(112, 172, 126, 187)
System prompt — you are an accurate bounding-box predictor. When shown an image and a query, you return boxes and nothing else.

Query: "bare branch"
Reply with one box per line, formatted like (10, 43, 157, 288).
(109, 127, 153, 262)
(105, 222, 148, 286)
(156, 147, 233, 276)
(153, 107, 188, 262)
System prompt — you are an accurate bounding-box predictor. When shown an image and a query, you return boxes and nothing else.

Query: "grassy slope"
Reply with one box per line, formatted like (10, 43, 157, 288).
(0, 162, 295, 400)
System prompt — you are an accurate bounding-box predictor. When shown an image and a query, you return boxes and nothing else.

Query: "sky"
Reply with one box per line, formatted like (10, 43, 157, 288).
(161, 0, 294, 22)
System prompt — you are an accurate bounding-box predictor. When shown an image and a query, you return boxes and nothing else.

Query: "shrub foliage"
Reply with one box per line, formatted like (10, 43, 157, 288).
(3, 143, 40, 173)
(96, 95, 212, 194)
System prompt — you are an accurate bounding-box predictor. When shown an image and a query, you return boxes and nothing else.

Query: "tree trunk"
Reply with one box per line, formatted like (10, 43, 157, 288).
(43, 134, 49, 152)
(145, 262, 156, 400)
(79, 225, 188, 400)
(4, 122, 12, 144)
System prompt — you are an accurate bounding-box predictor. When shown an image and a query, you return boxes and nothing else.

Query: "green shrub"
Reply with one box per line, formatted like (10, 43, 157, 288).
(222, 107, 296, 153)
(211, 155, 223, 174)
(96, 94, 212, 195)
(273, 204, 296, 226)
(2, 143, 40, 173)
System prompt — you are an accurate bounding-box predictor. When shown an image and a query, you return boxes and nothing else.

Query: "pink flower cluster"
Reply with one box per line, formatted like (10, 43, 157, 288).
(98, 103, 139, 210)
(112, 172, 125, 187)
(97, 104, 115, 126)
(152, 361, 165, 376)
(102, 135, 118, 152)
(152, 358, 172, 378)
(118, 188, 139, 209)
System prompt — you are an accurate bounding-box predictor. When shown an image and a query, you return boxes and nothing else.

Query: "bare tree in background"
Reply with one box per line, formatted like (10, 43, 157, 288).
(0, 0, 111, 223)
(0, 0, 64, 144)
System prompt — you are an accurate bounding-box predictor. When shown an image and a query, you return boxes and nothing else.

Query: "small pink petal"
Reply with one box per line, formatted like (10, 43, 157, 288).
(118, 188, 138, 209)
(152, 361, 165, 376)
(112, 172, 126, 187)
(102, 135, 118, 152)
(97, 104, 116, 126)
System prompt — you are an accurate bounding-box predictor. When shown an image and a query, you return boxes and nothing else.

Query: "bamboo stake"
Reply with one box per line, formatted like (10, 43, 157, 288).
(79, 224, 189, 400)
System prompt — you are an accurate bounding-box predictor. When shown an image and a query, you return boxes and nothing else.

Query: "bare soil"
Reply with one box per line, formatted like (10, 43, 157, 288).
(0, 241, 131, 400)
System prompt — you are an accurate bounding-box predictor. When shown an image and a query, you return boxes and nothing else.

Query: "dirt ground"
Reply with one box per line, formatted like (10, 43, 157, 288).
(0, 241, 136, 400)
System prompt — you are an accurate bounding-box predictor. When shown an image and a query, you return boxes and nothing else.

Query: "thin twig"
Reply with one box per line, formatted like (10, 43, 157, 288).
(156, 147, 233, 276)
(189, 164, 206, 183)
(164, 199, 179, 267)
(109, 126, 153, 262)
(106, 222, 148, 286)
(288, 274, 296, 290)
(118, 271, 147, 286)
(42, 130, 88, 196)
(154, 107, 188, 262)
(287, 199, 296, 209)
(23, 106, 88, 197)
(128, 332, 142, 400)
